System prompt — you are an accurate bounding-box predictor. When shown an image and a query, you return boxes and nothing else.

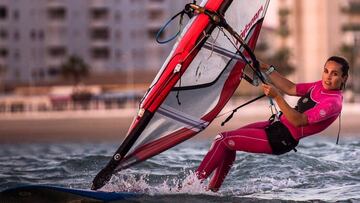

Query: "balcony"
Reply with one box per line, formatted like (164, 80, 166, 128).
(89, 0, 107, 8)
(342, 23, 360, 31)
(46, 57, 64, 67)
(46, 32, 67, 45)
(90, 40, 110, 48)
(90, 46, 111, 63)
(47, 0, 65, 8)
(46, 45, 67, 66)
(342, 3, 360, 14)
(146, 1, 166, 10)
(90, 20, 110, 27)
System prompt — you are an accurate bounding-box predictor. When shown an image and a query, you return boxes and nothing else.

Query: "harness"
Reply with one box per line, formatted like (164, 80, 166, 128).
(265, 118, 298, 155)
(266, 91, 316, 155)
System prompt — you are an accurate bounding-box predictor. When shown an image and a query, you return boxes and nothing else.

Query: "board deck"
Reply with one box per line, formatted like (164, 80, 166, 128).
(0, 185, 141, 203)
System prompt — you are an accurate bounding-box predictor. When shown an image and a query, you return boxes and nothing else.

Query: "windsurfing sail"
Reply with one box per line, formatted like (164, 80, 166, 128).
(92, 0, 270, 190)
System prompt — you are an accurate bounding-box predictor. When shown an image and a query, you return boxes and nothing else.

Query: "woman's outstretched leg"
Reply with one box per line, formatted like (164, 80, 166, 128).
(196, 134, 228, 181)
(207, 148, 236, 191)
(196, 123, 273, 191)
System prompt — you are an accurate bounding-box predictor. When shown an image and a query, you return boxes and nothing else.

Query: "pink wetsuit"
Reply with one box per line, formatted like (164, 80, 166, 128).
(196, 80, 342, 190)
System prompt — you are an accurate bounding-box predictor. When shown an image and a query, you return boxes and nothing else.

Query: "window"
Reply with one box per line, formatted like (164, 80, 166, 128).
(0, 48, 8, 58)
(47, 7, 66, 20)
(148, 9, 164, 20)
(48, 67, 60, 76)
(48, 46, 66, 57)
(0, 6, 7, 20)
(147, 28, 161, 39)
(91, 8, 108, 20)
(90, 27, 109, 40)
(91, 47, 110, 59)
(32, 69, 47, 80)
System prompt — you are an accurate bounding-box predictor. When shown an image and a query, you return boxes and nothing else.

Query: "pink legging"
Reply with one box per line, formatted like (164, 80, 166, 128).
(195, 121, 273, 191)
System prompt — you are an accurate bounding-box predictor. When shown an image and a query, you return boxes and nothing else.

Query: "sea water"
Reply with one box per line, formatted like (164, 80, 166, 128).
(0, 135, 359, 202)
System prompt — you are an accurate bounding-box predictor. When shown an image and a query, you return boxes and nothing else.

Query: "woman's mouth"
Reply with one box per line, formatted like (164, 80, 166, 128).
(325, 81, 331, 86)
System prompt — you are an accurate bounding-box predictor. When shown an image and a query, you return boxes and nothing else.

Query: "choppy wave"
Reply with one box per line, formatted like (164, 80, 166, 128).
(0, 136, 359, 202)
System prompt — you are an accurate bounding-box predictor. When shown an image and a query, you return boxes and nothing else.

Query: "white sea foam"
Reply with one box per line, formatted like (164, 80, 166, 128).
(99, 170, 215, 196)
(100, 173, 151, 193)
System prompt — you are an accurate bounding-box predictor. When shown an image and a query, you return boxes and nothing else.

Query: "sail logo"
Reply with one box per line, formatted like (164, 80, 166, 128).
(240, 6, 264, 39)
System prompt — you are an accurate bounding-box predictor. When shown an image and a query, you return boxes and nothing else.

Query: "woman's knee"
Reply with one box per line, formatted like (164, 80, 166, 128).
(209, 133, 226, 151)
(212, 132, 236, 150)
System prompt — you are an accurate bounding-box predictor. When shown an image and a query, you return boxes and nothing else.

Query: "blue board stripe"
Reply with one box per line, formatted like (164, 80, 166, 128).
(1, 185, 140, 201)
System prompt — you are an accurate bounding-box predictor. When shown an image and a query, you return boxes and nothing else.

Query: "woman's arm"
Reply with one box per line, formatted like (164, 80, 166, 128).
(260, 62, 297, 96)
(262, 84, 308, 127)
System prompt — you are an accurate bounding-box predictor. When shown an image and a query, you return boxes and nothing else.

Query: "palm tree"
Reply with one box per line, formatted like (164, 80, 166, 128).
(267, 47, 295, 76)
(60, 55, 90, 86)
(60, 55, 91, 109)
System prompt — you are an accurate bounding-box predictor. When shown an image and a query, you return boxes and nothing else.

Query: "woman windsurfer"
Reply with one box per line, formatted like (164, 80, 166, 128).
(195, 56, 349, 191)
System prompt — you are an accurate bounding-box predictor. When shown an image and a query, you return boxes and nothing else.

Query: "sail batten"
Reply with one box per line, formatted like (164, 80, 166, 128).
(158, 105, 209, 131)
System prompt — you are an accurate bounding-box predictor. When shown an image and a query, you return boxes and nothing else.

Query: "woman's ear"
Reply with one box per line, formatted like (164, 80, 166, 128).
(341, 75, 348, 90)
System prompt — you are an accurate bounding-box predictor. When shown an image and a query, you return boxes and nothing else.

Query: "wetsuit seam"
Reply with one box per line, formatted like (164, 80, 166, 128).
(226, 134, 268, 143)
(309, 86, 319, 104)
(211, 157, 226, 189)
(200, 133, 226, 178)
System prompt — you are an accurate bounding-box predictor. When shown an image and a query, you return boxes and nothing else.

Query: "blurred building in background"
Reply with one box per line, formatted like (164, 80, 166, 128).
(262, 0, 360, 94)
(0, 0, 185, 86)
(289, 0, 343, 82)
(340, 0, 360, 93)
(0, 0, 359, 97)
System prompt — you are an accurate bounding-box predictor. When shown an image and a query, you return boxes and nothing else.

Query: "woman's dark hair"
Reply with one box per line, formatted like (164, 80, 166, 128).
(326, 56, 349, 77)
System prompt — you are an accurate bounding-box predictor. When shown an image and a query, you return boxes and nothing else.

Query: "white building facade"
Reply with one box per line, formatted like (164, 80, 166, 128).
(0, 0, 186, 84)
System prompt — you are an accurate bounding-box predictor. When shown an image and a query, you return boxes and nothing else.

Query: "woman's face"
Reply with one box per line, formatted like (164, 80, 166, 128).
(322, 60, 347, 90)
